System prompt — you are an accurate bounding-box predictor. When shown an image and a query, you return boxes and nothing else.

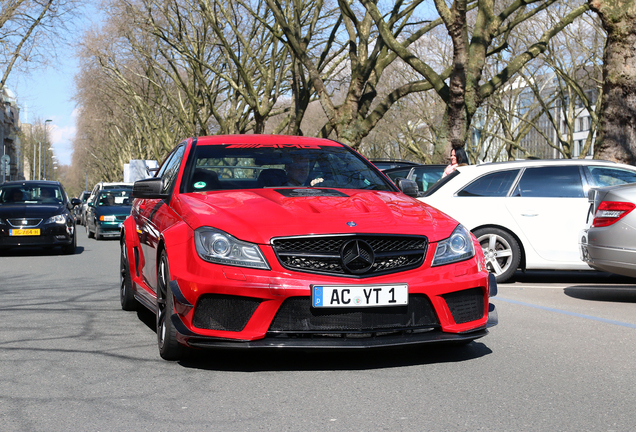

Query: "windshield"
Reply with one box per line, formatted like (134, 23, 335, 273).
(183, 143, 395, 193)
(97, 189, 133, 206)
(0, 184, 64, 205)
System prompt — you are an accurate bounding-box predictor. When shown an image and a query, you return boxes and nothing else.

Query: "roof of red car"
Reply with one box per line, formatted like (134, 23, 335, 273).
(194, 135, 343, 147)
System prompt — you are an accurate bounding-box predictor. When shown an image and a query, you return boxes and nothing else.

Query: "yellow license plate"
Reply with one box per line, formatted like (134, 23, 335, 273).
(10, 229, 40, 236)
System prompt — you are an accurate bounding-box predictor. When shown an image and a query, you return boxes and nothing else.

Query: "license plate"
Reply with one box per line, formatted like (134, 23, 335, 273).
(10, 229, 40, 236)
(312, 284, 408, 308)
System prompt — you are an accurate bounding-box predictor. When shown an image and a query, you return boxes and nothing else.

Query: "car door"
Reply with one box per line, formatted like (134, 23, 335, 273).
(504, 165, 589, 264)
(136, 145, 186, 291)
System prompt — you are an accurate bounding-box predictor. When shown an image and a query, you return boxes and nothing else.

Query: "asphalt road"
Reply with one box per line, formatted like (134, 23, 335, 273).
(1, 230, 635, 431)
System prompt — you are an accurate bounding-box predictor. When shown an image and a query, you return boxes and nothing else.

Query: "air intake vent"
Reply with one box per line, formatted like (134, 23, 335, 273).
(442, 288, 485, 324)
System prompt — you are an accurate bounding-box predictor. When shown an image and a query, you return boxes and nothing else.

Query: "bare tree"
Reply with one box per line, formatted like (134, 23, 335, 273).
(1, 0, 82, 88)
(262, 0, 439, 149)
(362, 0, 590, 162)
(588, 0, 636, 164)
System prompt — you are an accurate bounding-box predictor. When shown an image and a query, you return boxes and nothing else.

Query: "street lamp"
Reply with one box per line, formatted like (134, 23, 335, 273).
(44, 119, 52, 180)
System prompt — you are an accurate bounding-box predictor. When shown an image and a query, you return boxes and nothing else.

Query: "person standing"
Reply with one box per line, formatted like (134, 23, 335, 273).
(442, 147, 469, 177)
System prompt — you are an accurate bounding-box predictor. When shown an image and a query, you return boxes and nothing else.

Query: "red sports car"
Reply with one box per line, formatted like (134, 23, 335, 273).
(120, 135, 497, 360)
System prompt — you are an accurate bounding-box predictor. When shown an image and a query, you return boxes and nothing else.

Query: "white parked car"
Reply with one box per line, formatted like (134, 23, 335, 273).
(419, 159, 636, 282)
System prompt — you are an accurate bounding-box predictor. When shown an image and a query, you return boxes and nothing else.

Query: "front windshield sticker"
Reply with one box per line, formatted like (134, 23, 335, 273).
(194, 181, 206, 189)
(275, 189, 349, 198)
(226, 143, 327, 149)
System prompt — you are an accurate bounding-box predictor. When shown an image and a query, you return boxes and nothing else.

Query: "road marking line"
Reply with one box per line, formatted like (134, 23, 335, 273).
(493, 297, 636, 329)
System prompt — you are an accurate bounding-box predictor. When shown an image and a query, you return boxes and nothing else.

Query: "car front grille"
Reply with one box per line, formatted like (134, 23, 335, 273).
(442, 288, 485, 324)
(7, 218, 42, 228)
(115, 215, 127, 222)
(192, 294, 262, 332)
(272, 235, 427, 277)
(268, 294, 438, 334)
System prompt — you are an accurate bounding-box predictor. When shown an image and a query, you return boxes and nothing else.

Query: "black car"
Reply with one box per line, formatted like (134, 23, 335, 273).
(0, 181, 81, 254)
(370, 159, 420, 170)
(383, 164, 446, 195)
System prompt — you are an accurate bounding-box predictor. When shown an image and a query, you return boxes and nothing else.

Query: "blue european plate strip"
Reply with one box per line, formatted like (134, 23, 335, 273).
(494, 297, 636, 329)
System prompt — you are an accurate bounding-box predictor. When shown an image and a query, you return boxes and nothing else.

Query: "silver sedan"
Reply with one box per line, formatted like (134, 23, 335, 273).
(580, 183, 636, 278)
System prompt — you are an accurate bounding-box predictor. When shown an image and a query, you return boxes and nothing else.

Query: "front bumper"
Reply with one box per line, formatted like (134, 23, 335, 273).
(96, 221, 123, 237)
(165, 274, 498, 349)
(0, 223, 74, 249)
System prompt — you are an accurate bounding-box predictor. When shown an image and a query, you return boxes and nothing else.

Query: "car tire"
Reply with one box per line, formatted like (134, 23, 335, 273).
(61, 231, 76, 255)
(95, 226, 102, 240)
(156, 250, 185, 360)
(473, 227, 521, 283)
(120, 237, 138, 311)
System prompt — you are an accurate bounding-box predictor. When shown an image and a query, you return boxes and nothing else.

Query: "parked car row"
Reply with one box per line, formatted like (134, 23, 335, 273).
(419, 159, 636, 282)
(3, 136, 636, 362)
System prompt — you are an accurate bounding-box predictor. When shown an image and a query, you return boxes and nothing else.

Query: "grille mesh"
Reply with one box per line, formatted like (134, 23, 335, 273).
(442, 288, 485, 324)
(269, 295, 438, 333)
(7, 218, 42, 227)
(273, 235, 427, 277)
(193, 294, 262, 331)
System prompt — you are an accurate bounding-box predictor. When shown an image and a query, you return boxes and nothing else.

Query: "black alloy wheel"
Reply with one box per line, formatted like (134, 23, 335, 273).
(120, 237, 138, 311)
(156, 250, 185, 360)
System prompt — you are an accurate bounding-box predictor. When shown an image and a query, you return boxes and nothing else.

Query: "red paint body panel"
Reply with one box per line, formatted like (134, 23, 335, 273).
(124, 135, 495, 349)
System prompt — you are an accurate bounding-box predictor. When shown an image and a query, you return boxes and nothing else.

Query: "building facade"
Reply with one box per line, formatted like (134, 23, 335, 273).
(1, 87, 23, 182)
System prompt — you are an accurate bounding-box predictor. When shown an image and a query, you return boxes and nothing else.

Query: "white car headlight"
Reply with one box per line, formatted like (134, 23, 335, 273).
(46, 214, 67, 225)
(100, 215, 116, 222)
(194, 227, 270, 270)
(432, 224, 475, 266)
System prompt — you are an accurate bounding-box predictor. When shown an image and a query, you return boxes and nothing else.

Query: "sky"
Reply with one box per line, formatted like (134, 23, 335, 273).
(8, 54, 78, 166)
(5, 5, 101, 167)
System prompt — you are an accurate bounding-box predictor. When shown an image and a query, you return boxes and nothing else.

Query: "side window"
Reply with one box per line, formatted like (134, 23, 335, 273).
(411, 167, 444, 192)
(160, 146, 186, 194)
(513, 166, 584, 198)
(457, 170, 520, 197)
(587, 166, 636, 187)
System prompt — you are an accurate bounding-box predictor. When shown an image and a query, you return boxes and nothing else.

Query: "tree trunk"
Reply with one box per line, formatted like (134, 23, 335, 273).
(589, 0, 636, 164)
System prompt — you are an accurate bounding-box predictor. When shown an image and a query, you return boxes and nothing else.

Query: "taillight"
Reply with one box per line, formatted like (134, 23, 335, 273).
(592, 201, 636, 227)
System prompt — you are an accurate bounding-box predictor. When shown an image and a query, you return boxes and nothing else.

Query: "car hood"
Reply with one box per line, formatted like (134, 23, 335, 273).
(176, 189, 458, 244)
(0, 204, 67, 220)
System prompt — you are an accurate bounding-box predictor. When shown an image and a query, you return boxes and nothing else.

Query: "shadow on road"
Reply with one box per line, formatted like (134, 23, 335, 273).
(507, 270, 635, 285)
(0, 245, 85, 256)
(564, 286, 636, 303)
(178, 341, 493, 371)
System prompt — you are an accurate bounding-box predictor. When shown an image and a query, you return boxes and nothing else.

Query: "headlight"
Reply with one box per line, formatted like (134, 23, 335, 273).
(194, 227, 270, 270)
(431, 224, 475, 266)
(46, 214, 67, 225)
(100, 215, 116, 222)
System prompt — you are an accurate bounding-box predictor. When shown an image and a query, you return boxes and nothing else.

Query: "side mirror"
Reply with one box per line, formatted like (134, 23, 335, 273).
(88, 202, 95, 208)
(133, 177, 169, 199)
(71, 198, 82, 207)
(396, 178, 419, 198)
